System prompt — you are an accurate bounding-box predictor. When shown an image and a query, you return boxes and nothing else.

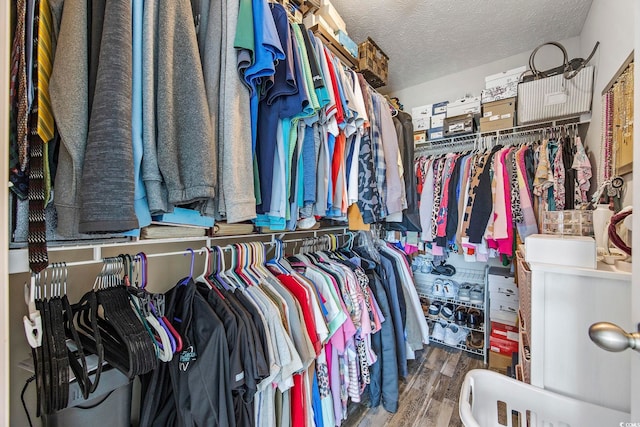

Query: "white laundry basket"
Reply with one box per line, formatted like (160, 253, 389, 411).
(459, 369, 630, 427)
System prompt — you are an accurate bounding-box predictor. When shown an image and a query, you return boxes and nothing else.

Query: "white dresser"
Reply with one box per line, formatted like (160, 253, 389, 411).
(522, 249, 632, 413)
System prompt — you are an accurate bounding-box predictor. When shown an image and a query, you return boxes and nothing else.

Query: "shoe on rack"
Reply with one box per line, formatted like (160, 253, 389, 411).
(420, 261, 433, 274)
(432, 279, 445, 297)
(428, 302, 442, 317)
(467, 308, 484, 330)
(458, 283, 473, 301)
(439, 303, 455, 320)
(420, 296, 431, 315)
(412, 255, 429, 273)
(442, 280, 459, 299)
(431, 321, 446, 341)
(431, 262, 456, 276)
(466, 331, 485, 350)
(454, 306, 468, 325)
(469, 285, 484, 304)
(444, 324, 469, 346)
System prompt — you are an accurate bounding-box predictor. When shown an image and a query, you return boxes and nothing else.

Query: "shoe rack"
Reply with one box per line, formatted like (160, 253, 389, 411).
(415, 266, 489, 362)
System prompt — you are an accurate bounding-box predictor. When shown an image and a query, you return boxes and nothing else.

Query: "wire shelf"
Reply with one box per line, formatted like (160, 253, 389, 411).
(424, 315, 485, 333)
(414, 267, 486, 286)
(415, 116, 590, 155)
(418, 292, 485, 310)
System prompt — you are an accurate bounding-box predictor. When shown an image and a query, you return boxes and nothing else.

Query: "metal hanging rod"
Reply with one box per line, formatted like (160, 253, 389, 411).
(9, 226, 349, 274)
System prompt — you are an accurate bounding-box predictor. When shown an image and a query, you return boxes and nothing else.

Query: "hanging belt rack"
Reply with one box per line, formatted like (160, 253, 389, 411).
(9, 227, 349, 274)
(415, 116, 591, 155)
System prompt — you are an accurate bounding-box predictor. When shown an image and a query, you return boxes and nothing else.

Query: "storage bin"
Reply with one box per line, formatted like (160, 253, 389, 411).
(542, 210, 594, 236)
(459, 369, 630, 427)
(519, 330, 531, 384)
(334, 29, 358, 59)
(358, 37, 389, 88)
(515, 250, 531, 333)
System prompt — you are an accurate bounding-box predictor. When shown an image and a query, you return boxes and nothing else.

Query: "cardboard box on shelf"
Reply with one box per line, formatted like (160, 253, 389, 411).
(482, 97, 516, 118)
(489, 351, 513, 375)
(412, 105, 432, 131)
(412, 104, 433, 118)
(317, 1, 346, 33)
(485, 66, 526, 88)
(430, 113, 446, 128)
(432, 101, 448, 115)
(428, 127, 444, 141)
(489, 284, 519, 304)
(480, 114, 515, 132)
(447, 96, 481, 117)
(303, 14, 334, 36)
(334, 29, 358, 59)
(481, 84, 518, 104)
(488, 266, 518, 296)
(490, 304, 518, 326)
(444, 113, 476, 137)
(414, 131, 427, 145)
(491, 321, 519, 342)
(490, 333, 519, 356)
(491, 292, 519, 313)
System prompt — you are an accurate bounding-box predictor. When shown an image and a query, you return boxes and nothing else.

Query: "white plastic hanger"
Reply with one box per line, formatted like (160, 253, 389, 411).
(23, 273, 43, 348)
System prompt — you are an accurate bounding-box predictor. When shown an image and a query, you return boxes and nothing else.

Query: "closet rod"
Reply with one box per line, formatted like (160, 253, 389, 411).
(20, 228, 353, 271)
(28, 242, 281, 270)
(9, 226, 349, 274)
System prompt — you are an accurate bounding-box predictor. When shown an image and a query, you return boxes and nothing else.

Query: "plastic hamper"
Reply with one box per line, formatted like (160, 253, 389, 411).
(459, 369, 630, 427)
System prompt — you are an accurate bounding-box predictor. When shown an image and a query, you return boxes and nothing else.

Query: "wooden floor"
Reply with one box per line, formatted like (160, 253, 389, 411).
(343, 343, 486, 427)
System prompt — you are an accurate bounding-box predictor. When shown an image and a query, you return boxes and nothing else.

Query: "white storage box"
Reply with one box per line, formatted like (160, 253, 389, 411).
(481, 83, 518, 104)
(484, 66, 526, 88)
(428, 127, 444, 140)
(489, 281, 518, 301)
(430, 113, 446, 128)
(489, 310, 517, 326)
(488, 267, 518, 299)
(524, 234, 596, 269)
(490, 291, 519, 308)
(432, 101, 448, 115)
(490, 294, 518, 323)
(481, 66, 525, 104)
(317, 2, 346, 33)
(411, 104, 433, 131)
(447, 96, 481, 117)
(303, 14, 334, 35)
(460, 369, 630, 427)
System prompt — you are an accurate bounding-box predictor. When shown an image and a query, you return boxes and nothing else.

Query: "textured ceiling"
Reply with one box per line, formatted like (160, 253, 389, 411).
(329, 0, 593, 92)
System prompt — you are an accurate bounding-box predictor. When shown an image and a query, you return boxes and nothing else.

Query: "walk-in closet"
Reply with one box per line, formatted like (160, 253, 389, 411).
(2, 0, 639, 426)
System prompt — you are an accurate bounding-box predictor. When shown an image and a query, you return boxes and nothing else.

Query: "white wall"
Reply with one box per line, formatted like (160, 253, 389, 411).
(580, 0, 635, 206)
(390, 36, 581, 113)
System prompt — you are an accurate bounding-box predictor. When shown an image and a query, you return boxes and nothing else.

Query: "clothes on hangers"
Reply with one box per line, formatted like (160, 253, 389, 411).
(10, 0, 411, 240)
(133, 237, 428, 427)
(415, 130, 592, 260)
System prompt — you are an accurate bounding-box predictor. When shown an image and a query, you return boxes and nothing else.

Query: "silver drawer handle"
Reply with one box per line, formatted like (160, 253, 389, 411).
(589, 322, 640, 352)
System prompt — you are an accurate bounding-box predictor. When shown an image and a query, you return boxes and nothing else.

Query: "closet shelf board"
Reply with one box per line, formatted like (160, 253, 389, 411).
(309, 24, 359, 69)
